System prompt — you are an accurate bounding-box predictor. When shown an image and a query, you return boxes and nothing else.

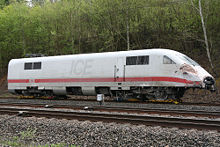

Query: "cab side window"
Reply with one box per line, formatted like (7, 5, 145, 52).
(137, 56, 149, 65)
(163, 55, 175, 64)
(24, 63, 32, 70)
(24, 62, 42, 70)
(33, 62, 41, 69)
(126, 56, 149, 65)
(126, 56, 137, 65)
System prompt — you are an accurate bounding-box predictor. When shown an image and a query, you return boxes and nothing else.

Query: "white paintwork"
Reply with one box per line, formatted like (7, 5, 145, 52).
(8, 48, 214, 95)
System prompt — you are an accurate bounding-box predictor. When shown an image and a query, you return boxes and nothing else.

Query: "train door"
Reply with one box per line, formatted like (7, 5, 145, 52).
(161, 55, 179, 77)
(114, 57, 125, 82)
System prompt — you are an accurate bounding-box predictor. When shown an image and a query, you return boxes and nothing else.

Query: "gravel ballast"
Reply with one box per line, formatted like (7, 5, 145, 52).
(0, 115, 220, 146)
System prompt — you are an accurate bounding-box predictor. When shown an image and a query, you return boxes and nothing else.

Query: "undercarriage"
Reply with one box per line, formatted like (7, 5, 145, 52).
(111, 87, 186, 101)
(14, 86, 186, 101)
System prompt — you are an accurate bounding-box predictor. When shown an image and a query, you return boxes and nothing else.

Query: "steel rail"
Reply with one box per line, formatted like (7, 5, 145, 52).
(0, 102, 219, 118)
(0, 96, 220, 106)
(0, 107, 220, 131)
(92, 106, 220, 118)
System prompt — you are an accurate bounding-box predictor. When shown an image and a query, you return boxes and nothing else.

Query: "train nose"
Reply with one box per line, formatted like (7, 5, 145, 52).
(203, 76, 216, 91)
(203, 76, 215, 85)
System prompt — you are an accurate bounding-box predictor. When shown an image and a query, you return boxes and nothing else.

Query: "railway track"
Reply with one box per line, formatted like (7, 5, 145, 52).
(0, 102, 220, 118)
(1, 96, 220, 106)
(0, 104, 220, 131)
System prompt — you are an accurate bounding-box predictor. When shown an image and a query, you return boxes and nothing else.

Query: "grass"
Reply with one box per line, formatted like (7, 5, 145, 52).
(0, 128, 80, 147)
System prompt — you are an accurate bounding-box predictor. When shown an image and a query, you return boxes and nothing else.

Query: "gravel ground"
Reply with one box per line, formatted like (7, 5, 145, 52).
(0, 115, 220, 146)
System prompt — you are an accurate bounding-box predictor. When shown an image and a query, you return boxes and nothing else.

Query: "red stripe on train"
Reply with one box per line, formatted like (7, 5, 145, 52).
(8, 79, 29, 83)
(8, 77, 195, 84)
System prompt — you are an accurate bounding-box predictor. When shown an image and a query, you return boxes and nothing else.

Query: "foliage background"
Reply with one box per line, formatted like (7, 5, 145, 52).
(0, 0, 219, 77)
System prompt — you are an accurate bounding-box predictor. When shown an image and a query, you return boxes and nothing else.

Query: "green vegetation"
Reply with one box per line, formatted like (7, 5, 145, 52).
(0, 127, 36, 146)
(0, 0, 219, 77)
(0, 127, 79, 146)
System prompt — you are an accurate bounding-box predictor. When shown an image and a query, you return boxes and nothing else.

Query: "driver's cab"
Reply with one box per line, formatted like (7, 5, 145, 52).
(153, 54, 178, 77)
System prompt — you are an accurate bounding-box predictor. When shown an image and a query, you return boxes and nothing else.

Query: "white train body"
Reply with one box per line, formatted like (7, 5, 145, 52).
(8, 49, 215, 100)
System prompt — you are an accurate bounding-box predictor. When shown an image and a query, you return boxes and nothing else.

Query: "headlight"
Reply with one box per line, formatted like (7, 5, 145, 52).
(203, 76, 215, 85)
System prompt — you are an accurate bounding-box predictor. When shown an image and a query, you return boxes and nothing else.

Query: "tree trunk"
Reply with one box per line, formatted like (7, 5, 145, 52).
(70, 12, 74, 52)
(126, 8, 130, 50)
(198, 0, 216, 76)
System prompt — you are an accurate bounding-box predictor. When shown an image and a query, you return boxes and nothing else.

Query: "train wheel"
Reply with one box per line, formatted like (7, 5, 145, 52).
(154, 90, 168, 100)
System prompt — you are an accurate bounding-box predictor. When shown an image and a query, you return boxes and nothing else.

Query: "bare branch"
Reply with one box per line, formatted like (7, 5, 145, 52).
(198, 0, 215, 74)
(190, 0, 199, 12)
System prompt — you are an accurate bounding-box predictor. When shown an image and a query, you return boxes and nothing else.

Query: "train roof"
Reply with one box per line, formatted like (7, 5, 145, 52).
(9, 48, 183, 63)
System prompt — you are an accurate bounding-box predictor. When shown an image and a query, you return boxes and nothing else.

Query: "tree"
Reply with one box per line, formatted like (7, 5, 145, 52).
(191, 0, 217, 76)
(0, 0, 220, 76)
